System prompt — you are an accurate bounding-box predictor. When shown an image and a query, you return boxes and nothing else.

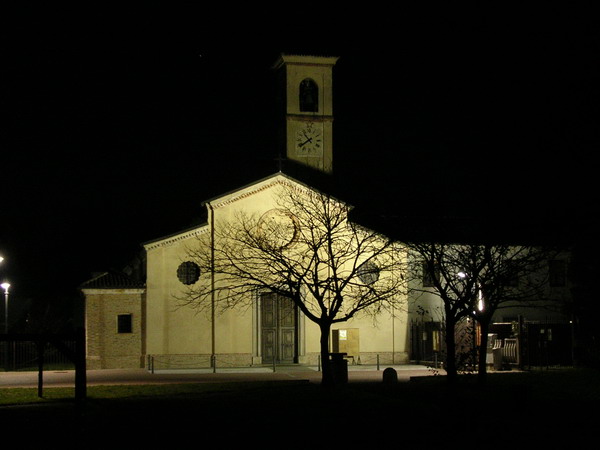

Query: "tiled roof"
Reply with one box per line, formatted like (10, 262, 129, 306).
(80, 270, 145, 290)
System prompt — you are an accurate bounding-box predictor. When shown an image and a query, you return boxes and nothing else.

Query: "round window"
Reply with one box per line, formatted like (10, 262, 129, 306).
(177, 261, 201, 285)
(358, 261, 380, 285)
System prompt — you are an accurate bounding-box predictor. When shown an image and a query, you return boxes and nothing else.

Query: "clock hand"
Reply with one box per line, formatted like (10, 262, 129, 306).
(298, 137, 313, 147)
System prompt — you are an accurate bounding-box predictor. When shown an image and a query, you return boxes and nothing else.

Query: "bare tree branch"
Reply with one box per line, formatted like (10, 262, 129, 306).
(177, 183, 407, 386)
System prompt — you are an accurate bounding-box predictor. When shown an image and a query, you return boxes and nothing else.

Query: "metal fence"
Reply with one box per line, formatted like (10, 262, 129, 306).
(1, 340, 76, 371)
(410, 319, 573, 369)
(520, 322, 573, 368)
(410, 320, 445, 367)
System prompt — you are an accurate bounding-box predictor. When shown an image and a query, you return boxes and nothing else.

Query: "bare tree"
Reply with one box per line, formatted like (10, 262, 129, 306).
(407, 242, 476, 383)
(408, 241, 557, 383)
(179, 183, 407, 386)
(470, 244, 558, 381)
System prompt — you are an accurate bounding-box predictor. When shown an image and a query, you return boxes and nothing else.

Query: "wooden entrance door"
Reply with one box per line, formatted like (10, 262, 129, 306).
(261, 293, 297, 364)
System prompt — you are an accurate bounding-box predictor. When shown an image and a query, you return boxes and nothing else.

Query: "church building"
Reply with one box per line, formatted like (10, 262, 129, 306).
(81, 54, 412, 370)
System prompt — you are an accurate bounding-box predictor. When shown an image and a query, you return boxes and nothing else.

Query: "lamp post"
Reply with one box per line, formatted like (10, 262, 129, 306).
(1, 282, 9, 334)
(0, 256, 5, 332)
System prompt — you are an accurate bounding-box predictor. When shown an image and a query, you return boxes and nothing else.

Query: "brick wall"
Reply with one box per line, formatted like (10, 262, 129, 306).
(83, 288, 145, 369)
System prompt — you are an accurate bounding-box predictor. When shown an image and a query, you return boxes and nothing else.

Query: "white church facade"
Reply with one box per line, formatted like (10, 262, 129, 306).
(81, 54, 573, 371)
(81, 55, 413, 370)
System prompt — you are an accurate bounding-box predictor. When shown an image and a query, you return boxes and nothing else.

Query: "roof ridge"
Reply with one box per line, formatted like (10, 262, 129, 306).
(80, 269, 145, 289)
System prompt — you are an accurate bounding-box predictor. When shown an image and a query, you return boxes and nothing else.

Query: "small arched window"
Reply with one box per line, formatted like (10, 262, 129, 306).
(299, 78, 318, 112)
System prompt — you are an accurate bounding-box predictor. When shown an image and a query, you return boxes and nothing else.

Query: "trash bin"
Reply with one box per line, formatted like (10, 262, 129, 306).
(493, 347, 503, 371)
(330, 352, 348, 384)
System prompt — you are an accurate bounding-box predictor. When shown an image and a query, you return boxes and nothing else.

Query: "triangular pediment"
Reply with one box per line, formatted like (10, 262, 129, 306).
(201, 171, 343, 210)
(143, 171, 351, 251)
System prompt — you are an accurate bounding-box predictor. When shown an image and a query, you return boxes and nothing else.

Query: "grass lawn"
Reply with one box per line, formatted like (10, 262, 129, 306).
(1, 367, 598, 447)
(0, 381, 238, 406)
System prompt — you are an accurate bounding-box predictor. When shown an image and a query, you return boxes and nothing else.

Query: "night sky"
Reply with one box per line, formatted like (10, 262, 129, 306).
(2, 7, 598, 317)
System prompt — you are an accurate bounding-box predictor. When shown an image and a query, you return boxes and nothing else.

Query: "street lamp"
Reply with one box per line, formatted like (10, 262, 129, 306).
(457, 271, 484, 312)
(1, 282, 9, 334)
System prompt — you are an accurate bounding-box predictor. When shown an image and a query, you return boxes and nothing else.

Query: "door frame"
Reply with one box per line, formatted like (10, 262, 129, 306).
(256, 292, 300, 364)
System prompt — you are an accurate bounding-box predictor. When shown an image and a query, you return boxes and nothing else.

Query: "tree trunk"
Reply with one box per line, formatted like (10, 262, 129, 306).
(477, 318, 490, 384)
(319, 321, 334, 387)
(444, 316, 458, 384)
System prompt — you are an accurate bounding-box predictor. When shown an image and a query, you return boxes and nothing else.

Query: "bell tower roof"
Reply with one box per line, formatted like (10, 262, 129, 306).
(272, 54, 339, 69)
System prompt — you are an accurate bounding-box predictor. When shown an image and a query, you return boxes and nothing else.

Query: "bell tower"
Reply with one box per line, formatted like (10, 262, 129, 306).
(273, 54, 339, 174)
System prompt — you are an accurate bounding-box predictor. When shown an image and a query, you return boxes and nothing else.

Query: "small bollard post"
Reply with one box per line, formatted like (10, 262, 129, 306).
(382, 367, 398, 384)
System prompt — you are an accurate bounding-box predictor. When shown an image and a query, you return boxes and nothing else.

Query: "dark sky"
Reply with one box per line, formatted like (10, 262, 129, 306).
(1, 6, 598, 305)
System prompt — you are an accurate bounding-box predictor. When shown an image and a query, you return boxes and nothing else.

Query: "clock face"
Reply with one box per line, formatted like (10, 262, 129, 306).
(295, 122, 323, 155)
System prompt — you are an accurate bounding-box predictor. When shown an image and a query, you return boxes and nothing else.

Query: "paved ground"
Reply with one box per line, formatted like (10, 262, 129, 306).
(0, 364, 439, 388)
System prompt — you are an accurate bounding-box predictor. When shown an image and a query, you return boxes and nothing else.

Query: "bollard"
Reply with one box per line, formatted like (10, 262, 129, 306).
(382, 367, 398, 384)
